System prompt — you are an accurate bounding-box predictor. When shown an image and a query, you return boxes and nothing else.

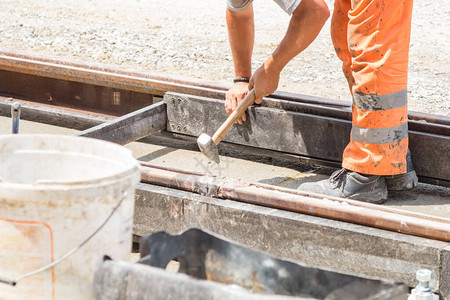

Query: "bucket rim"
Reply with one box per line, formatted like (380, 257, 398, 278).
(0, 134, 141, 198)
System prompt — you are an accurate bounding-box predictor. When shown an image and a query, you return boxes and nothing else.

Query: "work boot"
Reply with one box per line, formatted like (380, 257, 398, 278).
(298, 168, 388, 204)
(384, 150, 419, 191)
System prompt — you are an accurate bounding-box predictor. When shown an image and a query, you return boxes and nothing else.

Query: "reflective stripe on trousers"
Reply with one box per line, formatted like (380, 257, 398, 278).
(331, 0, 413, 175)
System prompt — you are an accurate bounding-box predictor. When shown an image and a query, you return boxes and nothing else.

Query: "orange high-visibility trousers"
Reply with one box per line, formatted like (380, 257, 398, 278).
(331, 0, 414, 175)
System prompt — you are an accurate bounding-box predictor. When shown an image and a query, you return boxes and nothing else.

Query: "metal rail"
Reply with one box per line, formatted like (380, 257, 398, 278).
(0, 51, 448, 186)
(138, 161, 450, 225)
(0, 51, 448, 125)
(1, 51, 449, 297)
(139, 165, 450, 242)
(2, 95, 447, 241)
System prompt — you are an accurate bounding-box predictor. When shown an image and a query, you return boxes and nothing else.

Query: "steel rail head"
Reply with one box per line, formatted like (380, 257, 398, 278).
(1, 50, 448, 125)
(139, 165, 450, 242)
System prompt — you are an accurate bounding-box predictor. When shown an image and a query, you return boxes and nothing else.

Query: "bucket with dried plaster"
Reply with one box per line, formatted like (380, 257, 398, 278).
(0, 134, 141, 299)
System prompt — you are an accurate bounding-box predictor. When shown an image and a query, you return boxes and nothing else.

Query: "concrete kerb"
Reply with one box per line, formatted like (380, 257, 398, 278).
(133, 183, 450, 299)
(441, 245, 450, 299)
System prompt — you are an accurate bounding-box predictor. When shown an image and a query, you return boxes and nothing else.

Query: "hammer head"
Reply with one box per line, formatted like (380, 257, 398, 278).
(197, 133, 220, 164)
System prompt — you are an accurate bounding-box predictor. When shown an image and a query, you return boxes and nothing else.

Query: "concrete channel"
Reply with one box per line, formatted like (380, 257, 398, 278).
(0, 48, 448, 299)
(1, 115, 449, 298)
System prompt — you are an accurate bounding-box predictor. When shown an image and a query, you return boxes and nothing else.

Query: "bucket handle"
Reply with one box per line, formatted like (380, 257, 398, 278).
(0, 191, 129, 287)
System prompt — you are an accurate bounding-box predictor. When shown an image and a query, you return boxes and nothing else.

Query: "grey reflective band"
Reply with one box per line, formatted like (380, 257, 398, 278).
(353, 89, 407, 111)
(352, 122, 408, 144)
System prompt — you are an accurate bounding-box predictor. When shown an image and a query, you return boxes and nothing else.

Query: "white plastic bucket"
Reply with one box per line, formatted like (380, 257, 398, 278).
(0, 134, 141, 299)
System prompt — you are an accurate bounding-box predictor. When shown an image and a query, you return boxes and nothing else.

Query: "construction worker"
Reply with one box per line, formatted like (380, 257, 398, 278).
(225, 0, 418, 203)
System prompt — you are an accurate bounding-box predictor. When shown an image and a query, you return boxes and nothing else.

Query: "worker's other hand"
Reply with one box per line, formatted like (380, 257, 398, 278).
(249, 59, 280, 104)
(225, 82, 250, 124)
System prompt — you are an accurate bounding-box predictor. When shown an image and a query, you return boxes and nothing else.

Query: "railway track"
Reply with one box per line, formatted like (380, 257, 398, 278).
(0, 51, 448, 185)
(0, 51, 449, 296)
(0, 50, 449, 236)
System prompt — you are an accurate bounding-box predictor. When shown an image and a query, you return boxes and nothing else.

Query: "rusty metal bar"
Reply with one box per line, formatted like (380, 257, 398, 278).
(0, 96, 112, 130)
(0, 51, 224, 100)
(0, 51, 448, 126)
(138, 164, 450, 225)
(139, 165, 450, 242)
(139, 161, 208, 176)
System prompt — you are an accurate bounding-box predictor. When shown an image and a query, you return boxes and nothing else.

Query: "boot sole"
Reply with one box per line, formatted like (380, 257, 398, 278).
(348, 189, 388, 204)
(385, 171, 419, 191)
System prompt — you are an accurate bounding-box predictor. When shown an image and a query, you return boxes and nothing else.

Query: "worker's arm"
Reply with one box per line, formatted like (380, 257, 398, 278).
(225, 4, 254, 124)
(250, 0, 330, 103)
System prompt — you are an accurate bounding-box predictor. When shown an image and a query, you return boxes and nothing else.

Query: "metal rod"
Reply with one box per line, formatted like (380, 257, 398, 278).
(139, 162, 207, 176)
(11, 101, 20, 134)
(0, 97, 112, 131)
(139, 164, 450, 224)
(139, 165, 450, 242)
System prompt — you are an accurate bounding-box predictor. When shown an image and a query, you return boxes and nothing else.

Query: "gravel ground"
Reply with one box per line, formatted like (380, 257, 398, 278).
(0, 0, 448, 115)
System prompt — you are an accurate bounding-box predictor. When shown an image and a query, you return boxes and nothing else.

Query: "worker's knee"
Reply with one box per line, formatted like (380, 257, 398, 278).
(293, 0, 330, 23)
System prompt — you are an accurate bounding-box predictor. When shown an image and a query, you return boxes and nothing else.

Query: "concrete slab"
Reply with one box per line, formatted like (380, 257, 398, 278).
(1, 116, 449, 297)
(132, 141, 304, 185)
(0, 116, 77, 135)
(133, 183, 450, 298)
(385, 186, 450, 219)
(442, 245, 450, 298)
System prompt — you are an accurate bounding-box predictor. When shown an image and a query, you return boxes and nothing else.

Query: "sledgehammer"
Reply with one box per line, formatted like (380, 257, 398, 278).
(197, 89, 255, 164)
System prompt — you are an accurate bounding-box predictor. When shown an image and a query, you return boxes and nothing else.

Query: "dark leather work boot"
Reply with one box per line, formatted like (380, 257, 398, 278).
(298, 168, 388, 204)
(384, 149, 419, 191)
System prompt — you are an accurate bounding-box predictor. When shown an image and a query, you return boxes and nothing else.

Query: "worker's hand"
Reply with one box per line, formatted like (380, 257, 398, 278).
(225, 82, 250, 124)
(249, 59, 280, 104)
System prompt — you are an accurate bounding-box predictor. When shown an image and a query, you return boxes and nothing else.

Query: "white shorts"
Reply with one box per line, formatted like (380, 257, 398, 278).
(226, 0, 302, 15)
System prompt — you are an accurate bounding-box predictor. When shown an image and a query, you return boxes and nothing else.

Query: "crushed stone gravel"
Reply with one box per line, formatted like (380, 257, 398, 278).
(0, 0, 448, 116)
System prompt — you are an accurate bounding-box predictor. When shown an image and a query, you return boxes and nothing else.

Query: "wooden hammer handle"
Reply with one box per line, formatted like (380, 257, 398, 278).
(212, 89, 255, 145)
